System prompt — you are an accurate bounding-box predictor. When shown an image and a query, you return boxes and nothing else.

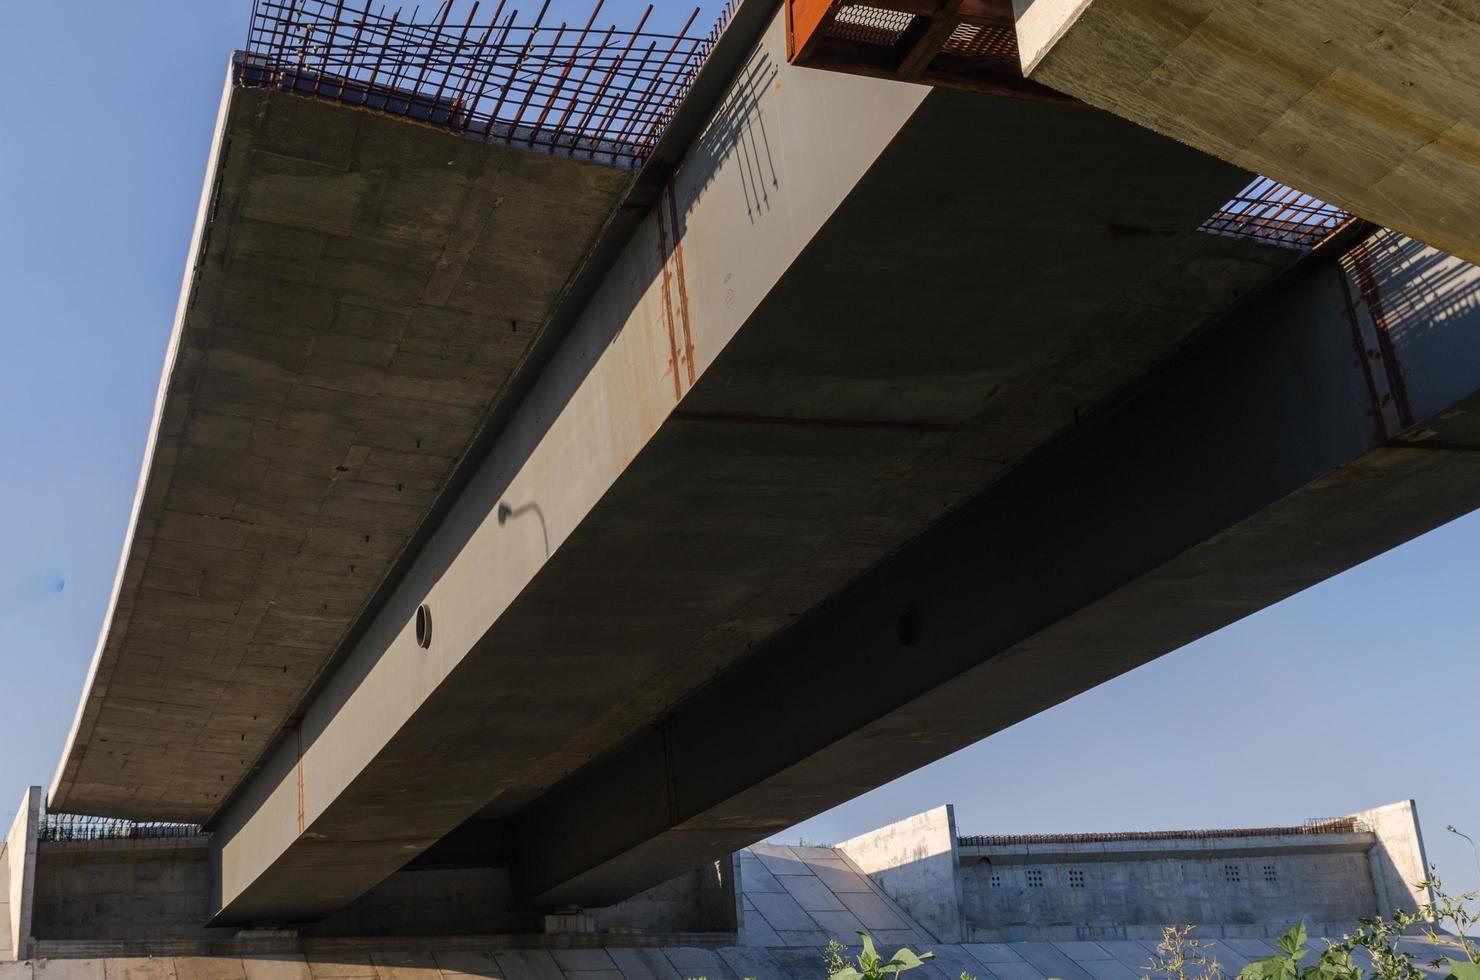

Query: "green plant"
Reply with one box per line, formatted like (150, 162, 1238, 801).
(1240, 923, 1363, 980)
(1415, 867, 1479, 979)
(1325, 906, 1425, 980)
(1144, 924, 1227, 980)
(1246, 883, 1480, 980)
(826, 940, 850, 978)
(1151, 858, 1479, 980)
(825, 932, 935, 980)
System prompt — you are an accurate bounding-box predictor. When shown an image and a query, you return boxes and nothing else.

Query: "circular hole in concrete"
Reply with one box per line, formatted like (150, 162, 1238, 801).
(415, 604, 433, 649)
(896, 606, 920, 648)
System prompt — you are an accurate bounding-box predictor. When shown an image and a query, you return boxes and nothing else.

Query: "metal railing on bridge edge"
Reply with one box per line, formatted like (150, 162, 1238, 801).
(38, 811, 207, 843)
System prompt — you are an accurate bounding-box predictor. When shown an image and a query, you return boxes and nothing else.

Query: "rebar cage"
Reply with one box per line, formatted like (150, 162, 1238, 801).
(241, 0, 738, 167)
(1200, 176, 1354, 251)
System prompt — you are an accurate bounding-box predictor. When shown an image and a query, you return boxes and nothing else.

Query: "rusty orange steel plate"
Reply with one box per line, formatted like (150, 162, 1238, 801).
(783, 0, 1075, 103)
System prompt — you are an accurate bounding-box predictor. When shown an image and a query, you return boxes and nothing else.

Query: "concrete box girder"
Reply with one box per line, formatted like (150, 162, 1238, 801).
(50, 74, 634, 823)
(207, 8, 1305, 925)
(511, 227, 1480, 909)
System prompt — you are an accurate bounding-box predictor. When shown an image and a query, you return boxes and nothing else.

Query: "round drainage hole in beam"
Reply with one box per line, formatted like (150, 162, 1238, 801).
(897, 606, 920, 648)
(415, 604, 433, 649)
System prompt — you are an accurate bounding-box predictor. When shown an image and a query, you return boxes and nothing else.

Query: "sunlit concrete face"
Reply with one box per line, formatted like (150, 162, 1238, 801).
(49, 76, 633, 824)
(1012, 0, 1480, 267)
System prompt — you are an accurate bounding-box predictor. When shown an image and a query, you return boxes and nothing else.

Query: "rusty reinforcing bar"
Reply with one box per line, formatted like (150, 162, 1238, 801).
(241, 0, 739, 167)
(1200, 175, 1354, 251)
(959, 816, 1365, 848)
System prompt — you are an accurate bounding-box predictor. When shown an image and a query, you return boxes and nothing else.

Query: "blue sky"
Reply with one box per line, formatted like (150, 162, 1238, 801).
(2, 0, 1477, 911)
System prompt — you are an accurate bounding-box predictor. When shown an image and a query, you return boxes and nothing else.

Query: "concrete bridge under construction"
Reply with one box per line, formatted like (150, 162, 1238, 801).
(16, 0, 1480, 945)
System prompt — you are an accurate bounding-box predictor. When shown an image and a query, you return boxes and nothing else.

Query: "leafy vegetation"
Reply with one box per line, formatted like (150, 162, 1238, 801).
(1240, 922, 1366, 980)
(1142, 862, 1478, 980)
(824, 933, 937, 980)
(1145, 924, 1230, 980)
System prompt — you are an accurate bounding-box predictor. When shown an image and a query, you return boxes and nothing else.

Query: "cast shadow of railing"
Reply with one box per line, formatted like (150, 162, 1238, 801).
(1354, 228, 1480, 351)
(683, 46, 781, 226)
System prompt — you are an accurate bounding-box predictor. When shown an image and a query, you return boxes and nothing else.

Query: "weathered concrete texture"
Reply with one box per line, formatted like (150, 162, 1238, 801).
(738, 844, 934, 950)
(835, 803, 1434, 945)
(1012, 0, 1480, 267)
(30, 841, 233, 944)
(50, 67, 633, 821)
(3, 846, 1463, 979)
(2, 788, 41, 961)
(501, 217, 1480, 915)
(210, 1, 1297, 924)
(960, 839, 1379, 942)
(836, 807, 964, 944)
(309, 862, 732, 939)
(1357, 801, 1434, 917)
(26, 839, 729, 945)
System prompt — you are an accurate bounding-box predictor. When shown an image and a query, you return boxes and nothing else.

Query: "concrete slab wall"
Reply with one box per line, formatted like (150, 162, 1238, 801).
(836, 807, 964, 943)
(1354, 801, 1433, 918)
(959, 852, 1373, 947)
(210, 4, 935, 923)
(959, 840, 1379, 942)
(593, 865, 735, 937)
(27, 839, 727, 943)
(30, 840, 231, 943)
(314, 863, 728, 937)
(738, 843, 936, 949)
(1, 788, 41, 961)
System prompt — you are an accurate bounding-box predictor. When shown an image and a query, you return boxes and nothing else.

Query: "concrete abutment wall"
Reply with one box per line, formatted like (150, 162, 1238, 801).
(25, 839, 731, 943)
(836, 805, 964, 943)
(848, 801, 1432, 944)
(1, 788, 41, 962)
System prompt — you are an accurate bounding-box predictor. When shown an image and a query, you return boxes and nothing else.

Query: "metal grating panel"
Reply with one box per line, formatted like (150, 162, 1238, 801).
(241, 0, 739, 168)
(1201, 176, 1353, 250)
(941, 21, 1017, 62)
(825, 4, 916, 46)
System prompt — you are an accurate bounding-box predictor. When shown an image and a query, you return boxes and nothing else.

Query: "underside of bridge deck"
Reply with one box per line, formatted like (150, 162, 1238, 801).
(49, 72, 634, 823)
(202, 4, 1329, 924)
(1011, 0, 1480, 268)
(56, 0, 1480, 937)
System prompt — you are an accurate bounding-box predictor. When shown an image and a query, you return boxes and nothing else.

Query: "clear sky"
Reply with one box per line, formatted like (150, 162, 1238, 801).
(2, 0, 1477, 915)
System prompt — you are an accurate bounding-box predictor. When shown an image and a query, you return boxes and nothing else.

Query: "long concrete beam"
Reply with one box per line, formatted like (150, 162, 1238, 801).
(1011, 0, 1480, 267)
(206, 4, 1296, 924)
(511, 225, 1480, 908)
(206, 13, 934, 925)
